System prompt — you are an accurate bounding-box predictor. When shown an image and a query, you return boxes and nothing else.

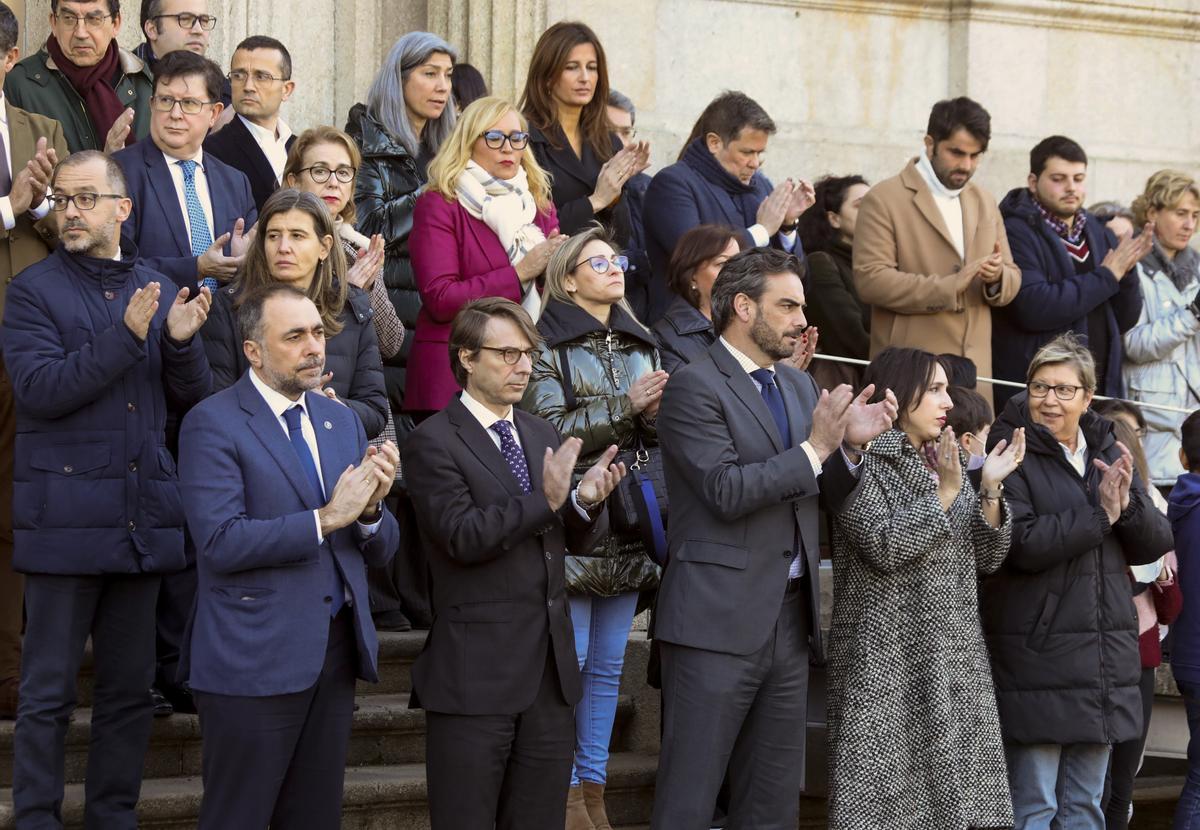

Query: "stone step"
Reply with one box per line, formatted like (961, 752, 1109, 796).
(0, 752, 661, 829)
(0, 694, 634, 788)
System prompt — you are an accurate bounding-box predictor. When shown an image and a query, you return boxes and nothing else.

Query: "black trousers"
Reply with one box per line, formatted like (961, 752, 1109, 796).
(194, 608, 358, 830)
(154, 561, 196, 688)
(1103, 665, 1157, 829)
(424, 650, 575, 830)
(13, 572, 159, 829)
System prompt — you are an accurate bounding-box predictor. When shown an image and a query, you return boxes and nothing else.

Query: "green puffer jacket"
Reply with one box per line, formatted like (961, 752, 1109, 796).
(521, 298, 662, 597)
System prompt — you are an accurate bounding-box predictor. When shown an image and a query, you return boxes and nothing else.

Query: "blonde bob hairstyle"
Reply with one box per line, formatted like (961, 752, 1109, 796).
(1026, 331, 1097, 392)
(282, 125, 364, 225)
(1132, 169, 1200, 227)
(425, 96, 553, 211)
(540, 223, 646, 330)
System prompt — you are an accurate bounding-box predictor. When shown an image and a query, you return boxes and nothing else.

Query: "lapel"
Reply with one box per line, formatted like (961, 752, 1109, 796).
(5, 103, 34, 170)
(308, 391, 349, 502)
(902, 161, 959, 256)
(447, 397, 525, 497)
(710, 341, 784, 454)
(228, 115, 278, 193)
(145, 145, 191, 257)
(540, 130, 597, 190)
(462, 209, 511, 272)
(513, 409, 546, 495)
(960, 187, 980, 256)
(775, 369, 812, 448)
(236, 374, 323, 509)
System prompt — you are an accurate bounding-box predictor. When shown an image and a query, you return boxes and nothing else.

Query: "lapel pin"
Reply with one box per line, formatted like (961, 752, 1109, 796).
(324, 421, 333, 430)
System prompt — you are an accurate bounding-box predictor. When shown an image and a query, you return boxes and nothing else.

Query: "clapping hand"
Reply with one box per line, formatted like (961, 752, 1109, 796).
(103, 108, 135, 155)
(783, 178, 816, 224)
(542, 436, 584, 510)
(346, 234, 386, 290)
(318, 451, 382, 535)
(1095, 441, 1135, 524)
(936, 427, 964, 510)
(844, 383, 898, 448)
(977, 241, 1004, 284)
(981, 427, 1025, 491)
(756, 179, 794, 237)
(165, 284, 212, 342)
(515, 232, 568, 284)
(576, 444, 626, 509)
(364, 441, 399, 505)
(590, 141, 651, 211)
(1101, 225, 1154, 281)
(782, 327, 818, 372)
(124, 283, 161, 341)
(628, 370, 669, 417)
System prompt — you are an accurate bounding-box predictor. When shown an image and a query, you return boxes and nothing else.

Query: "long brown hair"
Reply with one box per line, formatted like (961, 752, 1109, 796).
(667, 224, 742, 309)
(519, 21, 614, 162)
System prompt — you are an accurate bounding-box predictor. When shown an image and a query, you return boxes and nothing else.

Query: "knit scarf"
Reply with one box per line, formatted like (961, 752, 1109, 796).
(916, 150, 964, 199)
(455, 160, 546, 319)
(1033, 197, 1087, 246)
(1144, 238, 1200, 294)
(46, 37, 130, 149)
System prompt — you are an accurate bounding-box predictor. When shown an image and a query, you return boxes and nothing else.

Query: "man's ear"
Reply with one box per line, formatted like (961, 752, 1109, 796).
(243, 339, 262, 368)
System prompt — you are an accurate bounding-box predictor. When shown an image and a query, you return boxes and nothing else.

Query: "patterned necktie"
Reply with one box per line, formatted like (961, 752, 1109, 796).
(284, 404, 343, 616)
(491, 421, 532, 494)
(750, 368, 792, 449)
(177, 159, 217, 292)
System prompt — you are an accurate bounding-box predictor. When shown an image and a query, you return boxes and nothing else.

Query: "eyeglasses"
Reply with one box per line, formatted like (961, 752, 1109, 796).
(1028, 381, 1085, 401)
(48, 192, 124, 211)
(228, 69, 290, 86)
(297, 165, 356, 184)
(152, 12, 217, 30)
(480, 130, 530, 150)
(151, 95, 217, 115)
(479, 346, 537, 365)
(54, 11, 112, 29)
(574, 254, 629, 275)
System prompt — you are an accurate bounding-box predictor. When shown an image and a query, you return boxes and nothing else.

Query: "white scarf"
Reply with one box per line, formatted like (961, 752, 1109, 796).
(916, 149, 966, 199)
(455, 161, 546, 320)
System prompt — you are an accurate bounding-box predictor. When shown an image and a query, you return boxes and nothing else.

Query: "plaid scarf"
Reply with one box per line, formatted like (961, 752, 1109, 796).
(1033, 197, 1087, 245)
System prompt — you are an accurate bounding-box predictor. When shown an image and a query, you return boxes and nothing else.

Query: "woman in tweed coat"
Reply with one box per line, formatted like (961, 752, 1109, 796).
(827, 347, 1025, 830)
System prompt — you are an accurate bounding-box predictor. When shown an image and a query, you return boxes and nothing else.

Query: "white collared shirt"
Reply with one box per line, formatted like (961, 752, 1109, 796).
(0, 94, 52, 231)
(1059, 427, 1089, 478)
(163, 148, 216, 245)
(239, 114, 293, 185)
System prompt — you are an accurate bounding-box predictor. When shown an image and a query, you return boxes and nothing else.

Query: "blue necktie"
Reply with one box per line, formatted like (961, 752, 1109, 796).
(177, 159, 218, 292)
(750, 368, 792, 449)
(491, 421, 532, 494)
(284, 404, 343, 616)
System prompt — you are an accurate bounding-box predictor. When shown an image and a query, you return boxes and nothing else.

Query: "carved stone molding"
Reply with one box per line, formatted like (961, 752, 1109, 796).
(427, 0, 550, 100)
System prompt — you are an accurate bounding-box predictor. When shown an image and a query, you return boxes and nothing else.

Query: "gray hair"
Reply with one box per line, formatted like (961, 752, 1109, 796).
(367, 31, 458, 159)
(608, 88, 636, 124)
(1026, 331, 1097, 391)
(710, 247, 803, 334)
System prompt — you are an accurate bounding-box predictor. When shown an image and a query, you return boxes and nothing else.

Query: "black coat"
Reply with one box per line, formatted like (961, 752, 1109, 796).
(981, 394, 1173, 745)
(201, 284, 389, 440)
(203, 114, 296, 212)
(650, 294, 714, 374)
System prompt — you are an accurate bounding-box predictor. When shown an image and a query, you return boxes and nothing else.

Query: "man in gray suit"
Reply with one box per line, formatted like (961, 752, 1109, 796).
(651, 247, 897, 829)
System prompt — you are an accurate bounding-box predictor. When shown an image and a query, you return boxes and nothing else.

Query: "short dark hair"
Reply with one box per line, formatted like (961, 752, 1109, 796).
(938, 353, 977, 389)
(608, 88, 635, 123)
(139, 0, 160, 29)
(926, 96, 991, 152)
(710, 247, 804, 334)
(234, 35, 292, 80)
(667, 224, 743, 310)
(862, 347, 945, 418)
(946, 386, 993, 436)
(0, 2, 18, 53)
(1030, 135, 1088, 177)
(1091, 398, 1147, 432)
(796, 174, 869, 256)
(51, 149, 128, 196)
(155, 49, 225, 104)
(449, 297, 542, 388)
(451, 62, 488, 112)
(237, 284, 312, 344)
(53, 0, 120, 17)
(1182, 410, 1200, 472)
(697, 90, 776, 146)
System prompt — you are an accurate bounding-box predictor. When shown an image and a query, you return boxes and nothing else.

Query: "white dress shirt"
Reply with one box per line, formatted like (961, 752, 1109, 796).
(163, 148, 216, 244)
(0, 94, 51, 231)
(747, 223, 798, 253)
(1059, 427, 1089, 478)
(239, 114, 293, 185)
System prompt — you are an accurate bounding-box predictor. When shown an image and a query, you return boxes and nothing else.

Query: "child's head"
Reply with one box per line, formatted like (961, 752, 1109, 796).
(946, 386, 993, 455)
(1182, 409, 1200, 473)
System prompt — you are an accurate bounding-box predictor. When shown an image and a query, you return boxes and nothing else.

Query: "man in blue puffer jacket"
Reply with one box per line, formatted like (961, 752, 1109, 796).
(1, 150, 211, 826)
(1170, 409, 1200, 829)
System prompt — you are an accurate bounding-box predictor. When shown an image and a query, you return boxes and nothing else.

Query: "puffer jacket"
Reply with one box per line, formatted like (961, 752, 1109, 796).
(345, 103, 425, 419)
(520, 298, 661, 596)
(1122, 247, 1200, 486)
(981, 394, 1173, 745)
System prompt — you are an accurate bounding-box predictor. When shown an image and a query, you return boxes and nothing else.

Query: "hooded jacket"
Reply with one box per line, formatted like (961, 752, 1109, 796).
(1169, 472, 1200, 685)
(980, 394, 1173, 744)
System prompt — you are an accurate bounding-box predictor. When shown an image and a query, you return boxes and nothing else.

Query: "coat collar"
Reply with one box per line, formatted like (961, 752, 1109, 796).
(661, 294, 714, 336)
(43, 44, 149, 79)
(899, 157, 980, 256)
(444, 396, 545, 497)
(537, 297, 655, 349)
(528, 124, 599, 190)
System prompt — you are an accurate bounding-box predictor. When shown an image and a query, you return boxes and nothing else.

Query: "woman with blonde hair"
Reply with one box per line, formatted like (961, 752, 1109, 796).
(406, 96, 565, 417)
(1124, 169, 1200, 485)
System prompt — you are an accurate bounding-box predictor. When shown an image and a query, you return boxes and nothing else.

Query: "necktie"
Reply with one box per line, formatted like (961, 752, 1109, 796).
(0, 131, 11, 198)
(177, 159, 217, 292)
(749, 368, 792, 449)
(491, 421, 532, 494)
(284, 404, 343, 616)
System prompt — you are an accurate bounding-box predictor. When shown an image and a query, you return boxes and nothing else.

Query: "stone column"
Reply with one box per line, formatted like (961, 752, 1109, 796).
(426, 0, 549, 101)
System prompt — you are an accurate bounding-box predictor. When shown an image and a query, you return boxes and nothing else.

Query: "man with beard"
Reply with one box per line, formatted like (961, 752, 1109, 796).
(177, 283, 398, 829)
(650, 247, 898, 828)
(853, 96, 1021, 406)
(1, 149, 211, 825)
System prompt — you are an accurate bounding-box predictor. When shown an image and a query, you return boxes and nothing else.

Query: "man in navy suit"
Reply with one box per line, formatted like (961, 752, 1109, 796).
(113, 48, 256, 296)
(179, 283, 399, 829)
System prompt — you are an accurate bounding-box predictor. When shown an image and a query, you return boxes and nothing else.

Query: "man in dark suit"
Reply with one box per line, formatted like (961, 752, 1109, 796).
(650, 248, 896, 829)
(113, 48, 256, 296)
(204, 35, 295, 211)
(178, 283, 399, 829)
(402, 297, 625, 830)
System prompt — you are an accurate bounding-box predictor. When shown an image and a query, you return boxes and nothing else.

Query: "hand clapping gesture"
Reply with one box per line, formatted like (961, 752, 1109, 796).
(782, 327, 818, 373)
(165, 285, 212, 342)
(936, 427, 964, 511)
(576, 444, 627, 509)
(980, 427, 1025, 493)
(346, 234, 386, 290)
(590, 141, 651, 212)
(1094, 441, 1135, 525)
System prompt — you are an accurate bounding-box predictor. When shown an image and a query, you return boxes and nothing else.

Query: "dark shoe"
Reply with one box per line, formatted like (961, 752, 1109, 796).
(161, 683, 197, 715)
(372, 610, 412, 632)
(150, 686, 174, 717)
(0, 678, 17, 719)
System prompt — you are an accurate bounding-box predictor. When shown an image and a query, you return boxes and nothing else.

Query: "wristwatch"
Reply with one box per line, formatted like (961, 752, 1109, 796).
(980, 483, 1003, 501)
(779, 219, 799, 233)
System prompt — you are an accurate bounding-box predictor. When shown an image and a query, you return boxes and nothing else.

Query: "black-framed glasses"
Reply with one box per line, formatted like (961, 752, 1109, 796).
(152, 12, 218, 30)
(480, 130, 529, 150)
(574, 254, 628, 274)
(297, 165, 356, 184)
(479, 346, 537, 365)
(1028, 381, 1085, 401)
(150, 95, 217, 115)
(53, 11, 112, 29)
(48, 193, 124, 211)
(228, 69, 290, 86)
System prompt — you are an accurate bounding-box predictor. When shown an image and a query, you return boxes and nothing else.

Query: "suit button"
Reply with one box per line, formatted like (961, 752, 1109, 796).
(323, 596, 332, 603)
(545, 552, 552, 560)
(127, 402, 136, 412)
(62, 464, 74, 473)
(104, 290, 115, 300)
(128, 462, 137, 472)
(547, 599, 554, 608)
(782, 550, 793, 559)
(127, 521, 136, 532)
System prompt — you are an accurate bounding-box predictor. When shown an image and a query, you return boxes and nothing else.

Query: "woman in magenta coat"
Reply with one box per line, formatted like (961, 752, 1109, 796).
(406, 96, 565, 415)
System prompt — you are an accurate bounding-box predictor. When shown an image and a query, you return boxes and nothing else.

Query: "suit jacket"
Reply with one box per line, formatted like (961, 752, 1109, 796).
(654, 340, 857, 661)
(401, 397, 605, 715)
(112, 138, 258, 295)
(178, 372, 399, 697)
(203, 115, 296, 212)
(0, 102, 70, 314)
(852, 158, 1021, 405)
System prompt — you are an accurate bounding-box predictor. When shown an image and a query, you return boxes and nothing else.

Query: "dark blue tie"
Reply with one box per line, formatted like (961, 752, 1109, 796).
(491, 421, 532, 494)
(284, 404, 343, 616)
(750, 368, 792, 449)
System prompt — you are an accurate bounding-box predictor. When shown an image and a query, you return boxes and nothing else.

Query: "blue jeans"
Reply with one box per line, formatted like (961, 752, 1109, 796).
(569, 591, 638, 786)
(1176, 676, 1200, 829)
(1006, 742, 1111, 830)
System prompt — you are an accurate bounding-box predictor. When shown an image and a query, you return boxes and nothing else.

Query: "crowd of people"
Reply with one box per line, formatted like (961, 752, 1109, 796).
(1, 2, 1200, 830)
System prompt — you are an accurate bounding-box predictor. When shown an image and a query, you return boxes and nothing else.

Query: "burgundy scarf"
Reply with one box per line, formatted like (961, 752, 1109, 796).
(45, 36, 131, 148)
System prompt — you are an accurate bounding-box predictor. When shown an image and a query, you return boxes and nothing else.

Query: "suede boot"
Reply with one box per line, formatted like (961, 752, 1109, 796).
(581, 781, 613, 830)
(566, 785, 595, 830)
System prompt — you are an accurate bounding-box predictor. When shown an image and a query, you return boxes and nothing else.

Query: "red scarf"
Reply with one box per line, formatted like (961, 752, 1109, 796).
(45, 36, 131, 149)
